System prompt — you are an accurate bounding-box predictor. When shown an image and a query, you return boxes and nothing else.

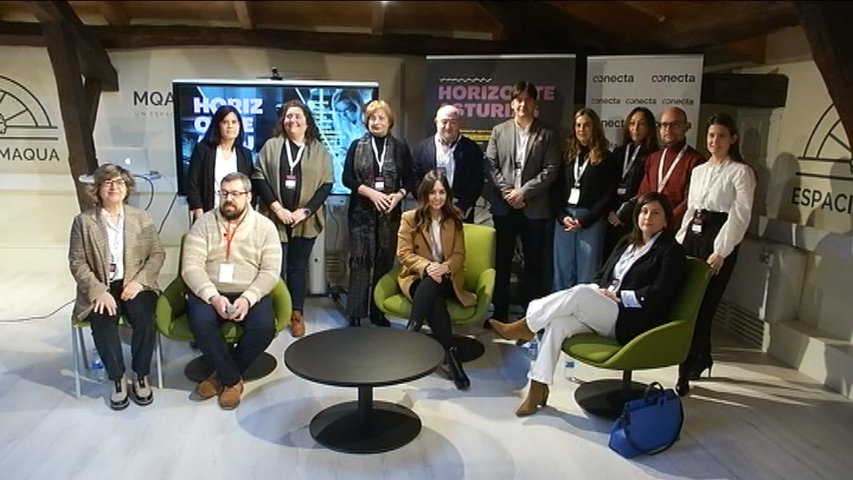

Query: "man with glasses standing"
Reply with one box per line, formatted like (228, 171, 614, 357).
(182, 172, 282, 409)
(636, 107, 705, 226)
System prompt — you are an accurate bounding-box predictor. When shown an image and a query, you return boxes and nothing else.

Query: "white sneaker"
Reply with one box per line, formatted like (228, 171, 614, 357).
(110, 375, 129, 410)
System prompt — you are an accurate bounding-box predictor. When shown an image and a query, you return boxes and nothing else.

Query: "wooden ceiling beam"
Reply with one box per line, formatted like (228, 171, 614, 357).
(646, 1, 799, 50)
(0, 22, 525, 56)
(619, 1, 667, 23)
(796, 1, 853, 148)
(26, 1, 118, 91)
(98, 1, 129, 26)
(233, 1, 254, 30)
(370, 1, 385, 36)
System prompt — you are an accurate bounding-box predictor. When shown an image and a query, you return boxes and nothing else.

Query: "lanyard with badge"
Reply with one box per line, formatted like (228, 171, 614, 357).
(514, 126, 529, 189)
(219, 218, 243, 283)
(105, 213, 123, 281)
(568, 153, 589, 206)
(372, 137, 387, 191)
(436, 136, 458, 180)
(284, 140, 305, 190)
(618, 144, 641, 196)
(656, 143, 688, 193)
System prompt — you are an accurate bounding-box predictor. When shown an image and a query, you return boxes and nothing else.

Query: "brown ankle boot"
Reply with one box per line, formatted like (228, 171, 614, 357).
(516, 380, 549, 416)
(289, 311, 305, 337)
(490, 318, 534, 342)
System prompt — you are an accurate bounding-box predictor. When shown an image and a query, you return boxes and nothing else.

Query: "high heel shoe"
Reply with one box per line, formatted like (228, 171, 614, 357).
(446, 347, 470, 390)
(686, 357, 713, 381)
(516, 380, 549, 416)
(489, 318, 534, 343)
(675, 376, 690, 397)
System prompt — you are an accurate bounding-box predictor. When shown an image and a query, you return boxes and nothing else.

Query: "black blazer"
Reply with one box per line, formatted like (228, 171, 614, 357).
(186, 142, 254, 211)
(609, 143, 649, 223)
(551, 149, 618, 227)
(412, 135, 484, 215)
(594, 230, 686, 344)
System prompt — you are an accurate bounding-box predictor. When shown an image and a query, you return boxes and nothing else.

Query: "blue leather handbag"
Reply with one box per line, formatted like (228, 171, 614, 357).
(608, 382, 684, 458)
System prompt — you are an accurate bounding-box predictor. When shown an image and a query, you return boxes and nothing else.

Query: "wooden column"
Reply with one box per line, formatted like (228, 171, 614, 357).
(41, 21, 99, 210)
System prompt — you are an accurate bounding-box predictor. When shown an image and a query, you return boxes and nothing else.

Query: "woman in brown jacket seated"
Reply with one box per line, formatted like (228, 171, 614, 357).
(397, 170, 476, 390)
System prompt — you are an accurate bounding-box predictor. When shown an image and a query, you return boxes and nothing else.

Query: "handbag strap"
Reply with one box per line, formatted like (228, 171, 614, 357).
(622, 388, 685, 456)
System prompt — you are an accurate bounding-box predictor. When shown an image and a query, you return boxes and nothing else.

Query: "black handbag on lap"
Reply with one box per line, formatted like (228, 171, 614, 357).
(608, 382, 684, 458)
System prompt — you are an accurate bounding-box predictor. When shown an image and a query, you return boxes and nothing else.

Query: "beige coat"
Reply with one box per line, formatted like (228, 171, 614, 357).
(68, 206, 165, 322)
(396, 210, 476, 308)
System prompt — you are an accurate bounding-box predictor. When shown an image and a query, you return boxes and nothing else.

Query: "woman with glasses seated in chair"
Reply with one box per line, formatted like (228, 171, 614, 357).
(69, 163, 166, 410)
(491, 192, 685, 415)
(397, 170, 476, 390)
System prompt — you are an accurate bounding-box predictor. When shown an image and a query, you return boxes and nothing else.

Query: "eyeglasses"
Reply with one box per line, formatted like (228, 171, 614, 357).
(103, 179, 126, 187)
(659, 122, 684, 130)
(219, 190, 248, 200)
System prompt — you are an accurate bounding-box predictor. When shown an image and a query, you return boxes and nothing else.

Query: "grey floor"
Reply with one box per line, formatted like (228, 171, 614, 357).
(1, 272, 851, 480)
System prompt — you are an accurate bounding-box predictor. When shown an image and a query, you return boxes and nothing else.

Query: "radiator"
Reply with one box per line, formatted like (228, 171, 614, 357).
(714, 238, 807, 348)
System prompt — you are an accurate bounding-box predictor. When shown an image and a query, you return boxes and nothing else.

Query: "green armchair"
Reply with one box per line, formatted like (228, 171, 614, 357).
(562, 256, 713, 418)
(155, 236, 292, 383)
(373, 223, 496, 361)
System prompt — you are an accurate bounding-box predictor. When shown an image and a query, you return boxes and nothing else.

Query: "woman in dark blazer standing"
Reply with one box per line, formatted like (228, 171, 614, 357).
(186, 105, 254, 220)
(491, 192, 686, 416)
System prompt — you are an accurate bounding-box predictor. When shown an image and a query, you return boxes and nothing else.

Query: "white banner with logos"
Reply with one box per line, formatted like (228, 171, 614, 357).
(585, 54, 704, 148)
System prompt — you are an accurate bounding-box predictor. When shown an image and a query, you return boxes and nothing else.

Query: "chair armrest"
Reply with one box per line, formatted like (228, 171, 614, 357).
(155, 277, 187, 336)
(269, 279, 293, 333)
(373, 266, 402, 314)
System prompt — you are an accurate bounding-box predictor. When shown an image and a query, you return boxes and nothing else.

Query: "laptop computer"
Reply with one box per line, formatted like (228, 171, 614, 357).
(99, 146, 160, 179)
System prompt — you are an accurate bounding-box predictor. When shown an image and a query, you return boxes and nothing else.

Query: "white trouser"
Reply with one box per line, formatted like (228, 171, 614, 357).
(526, 284, 619, 385)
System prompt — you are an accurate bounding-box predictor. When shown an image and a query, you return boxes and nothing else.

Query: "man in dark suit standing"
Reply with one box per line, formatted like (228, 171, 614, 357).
(484, 81, 561, 326)
(413, 104, 484, 222)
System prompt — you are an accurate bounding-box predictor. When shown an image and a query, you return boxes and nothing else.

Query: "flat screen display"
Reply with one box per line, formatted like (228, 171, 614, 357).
(172, 79, 379, 195)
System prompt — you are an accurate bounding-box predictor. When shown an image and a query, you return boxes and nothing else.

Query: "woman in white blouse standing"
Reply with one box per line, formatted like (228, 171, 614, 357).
(676, 113, 756, 395)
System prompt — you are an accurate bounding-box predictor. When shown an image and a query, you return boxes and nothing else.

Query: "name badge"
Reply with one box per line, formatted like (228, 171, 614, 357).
(568, 187, 581, 206)
(284, 174, 297, 190)
(218, 263, 235, 283)
(374, 176, 385, 191)
(691, 211, 704, 234)
(617, 185, 627, 196)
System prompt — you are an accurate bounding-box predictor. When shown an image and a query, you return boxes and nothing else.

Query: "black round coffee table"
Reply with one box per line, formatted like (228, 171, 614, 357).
(284, 327, 445, 454)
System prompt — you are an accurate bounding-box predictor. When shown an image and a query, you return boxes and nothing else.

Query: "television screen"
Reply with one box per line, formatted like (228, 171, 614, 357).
(172, 79, 379, 196)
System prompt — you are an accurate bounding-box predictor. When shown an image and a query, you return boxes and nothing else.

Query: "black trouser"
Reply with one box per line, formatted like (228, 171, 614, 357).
(88, 281, 157, 381)
(186, 293, 275, 386)
(409, 277, 454, 350)
(681, 210, 739, 374)
(281, 236, 317, 312)
(492, 210, 548, 322)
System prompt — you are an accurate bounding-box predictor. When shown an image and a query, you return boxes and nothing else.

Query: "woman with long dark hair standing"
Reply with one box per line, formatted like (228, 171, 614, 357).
(186, 105, 254, 220)
(603, 107, 659, 257)
(676, 112, 756, 396)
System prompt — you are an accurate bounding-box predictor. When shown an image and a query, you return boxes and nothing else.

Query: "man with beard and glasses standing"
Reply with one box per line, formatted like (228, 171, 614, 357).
(182, 172, 282, 409)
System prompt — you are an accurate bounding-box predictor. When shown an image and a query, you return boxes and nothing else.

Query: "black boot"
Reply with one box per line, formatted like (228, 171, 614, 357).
(446, 347, 470, 390)
(348, 316, 361, 327)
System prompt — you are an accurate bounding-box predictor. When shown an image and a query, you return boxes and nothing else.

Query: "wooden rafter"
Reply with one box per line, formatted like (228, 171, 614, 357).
(98, 1, 129, 26)
(645, 1, 799, 50)
(233, 1, 254, 30)
(41, 20, 99, 210)
(370, 1, 385, 36)
(796, 1, 853, 148)
(26, 1, 118, 91)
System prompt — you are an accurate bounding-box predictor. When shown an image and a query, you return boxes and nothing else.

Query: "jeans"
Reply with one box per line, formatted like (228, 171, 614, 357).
(552, 207, 606, 292)
(186, 293, 275, 386)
